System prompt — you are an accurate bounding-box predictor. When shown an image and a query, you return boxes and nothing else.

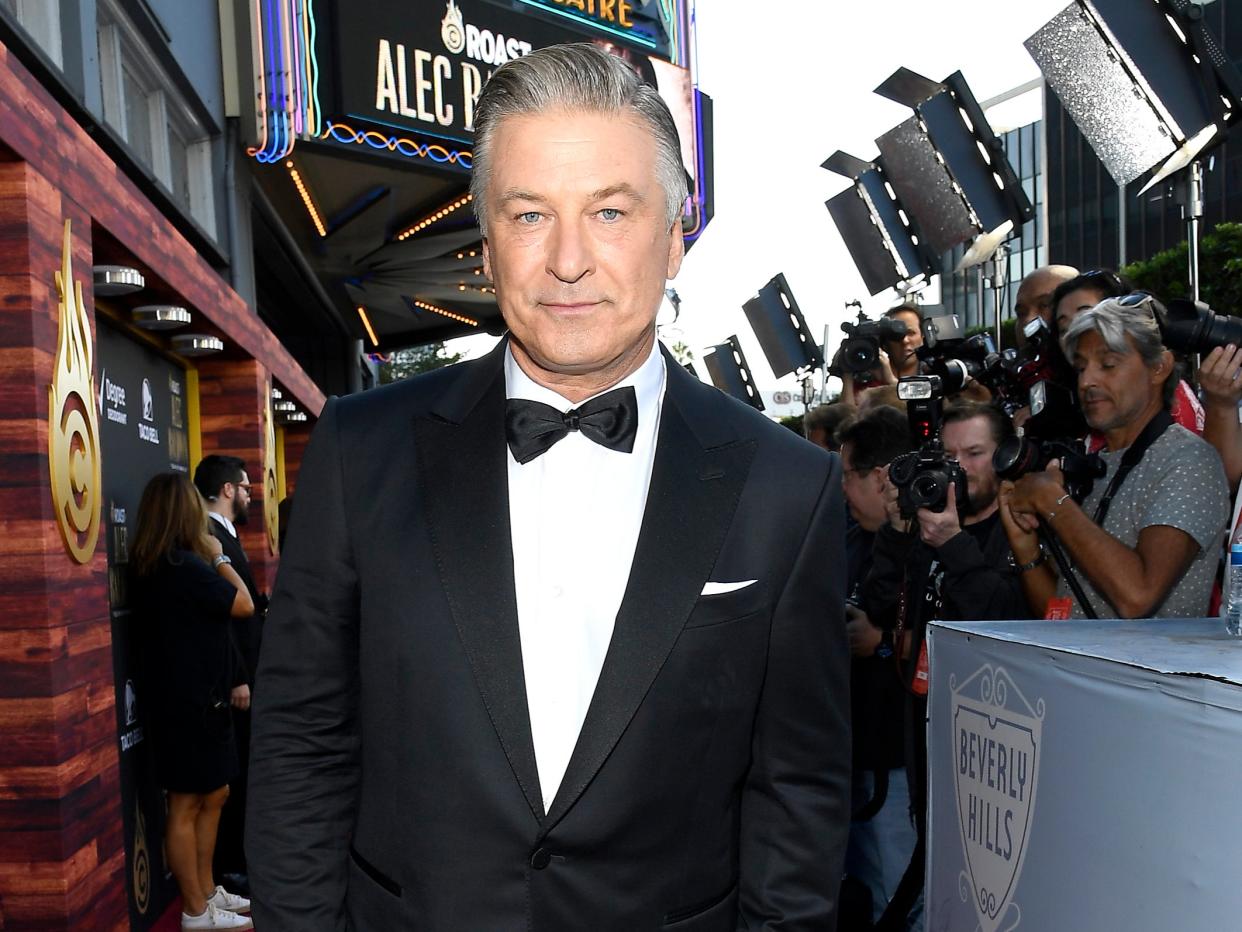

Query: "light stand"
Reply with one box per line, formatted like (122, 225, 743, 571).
(819, 321, 833, 405)
(983, 243, 1009, 349)
(1185, 160, 1205, 303)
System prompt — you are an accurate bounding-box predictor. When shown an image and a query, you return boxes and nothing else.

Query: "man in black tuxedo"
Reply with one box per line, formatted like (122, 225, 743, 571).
(247, 43, 849, 931)
(195, 454, 264, 886)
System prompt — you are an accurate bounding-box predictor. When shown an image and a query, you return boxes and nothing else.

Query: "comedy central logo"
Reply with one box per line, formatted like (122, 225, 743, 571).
(951, 664, 1044, 932)
(439, 0, 532, 66)
(441, 0, 465, 54)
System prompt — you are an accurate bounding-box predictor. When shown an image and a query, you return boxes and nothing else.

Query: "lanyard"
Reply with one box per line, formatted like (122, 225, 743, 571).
(1091, 410, 1173, 526)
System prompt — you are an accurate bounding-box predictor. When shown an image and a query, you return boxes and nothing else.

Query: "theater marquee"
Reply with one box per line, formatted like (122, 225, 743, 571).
(332, 0, 683, 144)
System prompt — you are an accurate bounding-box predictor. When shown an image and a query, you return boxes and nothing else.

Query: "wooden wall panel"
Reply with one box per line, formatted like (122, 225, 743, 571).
(281, 424, 313, 497)
(0, 159, 126, 929)
(196, 357, 279, 593)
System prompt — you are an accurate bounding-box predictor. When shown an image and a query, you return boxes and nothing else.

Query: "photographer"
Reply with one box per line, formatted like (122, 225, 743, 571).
(1199, 343, 1242, 491)
(855, 400, 1026, 932)
(805, 400, 857, 453)
(1003, 296, 1228, 619)
(863, 402, 1029, 643)
(839, 306, 924, 407)
(836, 407, 916, 929)
(1013, 265, 1078, 350)
(1049, 270, 1204, 438)
(881, 305, 924, 381)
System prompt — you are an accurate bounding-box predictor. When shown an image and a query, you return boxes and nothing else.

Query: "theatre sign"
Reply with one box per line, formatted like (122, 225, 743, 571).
(238, 0, 710, 238)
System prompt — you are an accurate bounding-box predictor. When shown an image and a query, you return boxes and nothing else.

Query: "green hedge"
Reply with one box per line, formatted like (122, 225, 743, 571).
(1121, 221, 1242, 315)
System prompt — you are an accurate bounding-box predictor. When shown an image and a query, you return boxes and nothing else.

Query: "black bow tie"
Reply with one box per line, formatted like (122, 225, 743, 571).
(505, 386, 639, 464)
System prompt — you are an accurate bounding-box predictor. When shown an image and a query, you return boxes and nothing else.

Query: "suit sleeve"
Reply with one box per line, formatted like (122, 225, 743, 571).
(738, 457, 851, 930)
(246, 399, 361, 931)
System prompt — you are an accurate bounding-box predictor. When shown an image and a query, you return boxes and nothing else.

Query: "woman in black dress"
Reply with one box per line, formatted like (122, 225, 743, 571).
(131, 473, 255, 931)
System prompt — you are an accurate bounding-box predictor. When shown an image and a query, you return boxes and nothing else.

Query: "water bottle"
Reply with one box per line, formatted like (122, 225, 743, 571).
(1226, 543, 1242, 636)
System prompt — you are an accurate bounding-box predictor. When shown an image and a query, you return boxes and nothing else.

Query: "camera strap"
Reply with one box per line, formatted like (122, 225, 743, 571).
(1091, 410, 1173, 527)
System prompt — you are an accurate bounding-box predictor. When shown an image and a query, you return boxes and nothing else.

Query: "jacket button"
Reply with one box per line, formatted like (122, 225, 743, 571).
(530, 847, 551, 870)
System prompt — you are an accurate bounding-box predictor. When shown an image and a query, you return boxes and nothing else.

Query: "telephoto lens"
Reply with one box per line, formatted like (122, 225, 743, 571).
(1157, 297, 1242, 355)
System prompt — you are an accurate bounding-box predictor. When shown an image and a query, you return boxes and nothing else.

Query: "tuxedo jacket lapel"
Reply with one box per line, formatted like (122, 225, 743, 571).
(413, 342, 545, 822)
(542, 358, 757, 832)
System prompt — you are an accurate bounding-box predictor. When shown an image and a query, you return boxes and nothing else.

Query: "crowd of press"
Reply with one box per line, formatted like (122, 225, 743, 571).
(804, 264, 1242, 930)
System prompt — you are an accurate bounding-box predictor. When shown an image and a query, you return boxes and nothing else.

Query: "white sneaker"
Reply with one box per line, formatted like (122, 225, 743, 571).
(207, 885, 251, 914)
(181, 901, 254, 930)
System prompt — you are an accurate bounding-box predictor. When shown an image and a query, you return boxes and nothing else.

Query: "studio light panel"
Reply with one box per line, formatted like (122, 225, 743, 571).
(824, 151, 936, 297)
(876, 116, 979, 258)
(742, 273, 824, 380)
(1026, 0, 1242, 188)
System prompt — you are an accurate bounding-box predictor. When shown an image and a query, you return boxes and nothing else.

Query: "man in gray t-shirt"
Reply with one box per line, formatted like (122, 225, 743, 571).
(1002, 295, 1229, 619)
(1060, 425, 1227, 617)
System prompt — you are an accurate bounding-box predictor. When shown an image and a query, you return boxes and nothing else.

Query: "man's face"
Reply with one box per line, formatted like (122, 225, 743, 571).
(1073, 330, 1165, 435)
(1054, 287, 1106, 336)
(481, 108, 684, 389)
(943, 417, 1000, 516)
(883, 310, 923, 374)
(230, 470, 252, 525)
(841, 442, 889, 532)
(1013, 273, 1060, 348)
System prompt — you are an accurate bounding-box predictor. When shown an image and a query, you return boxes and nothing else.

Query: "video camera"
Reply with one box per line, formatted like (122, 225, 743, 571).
(831, 311, 910, 377)
(888, 375, 969, 518)
(993, 435, 1105, 504)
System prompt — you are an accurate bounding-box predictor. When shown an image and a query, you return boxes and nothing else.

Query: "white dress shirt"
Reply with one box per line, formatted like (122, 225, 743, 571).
(505, 342, 666, 810)
(208, 510, 237, 539)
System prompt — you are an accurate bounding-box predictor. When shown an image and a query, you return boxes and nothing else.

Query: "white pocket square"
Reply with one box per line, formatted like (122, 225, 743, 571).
(700, 579, 758, 596)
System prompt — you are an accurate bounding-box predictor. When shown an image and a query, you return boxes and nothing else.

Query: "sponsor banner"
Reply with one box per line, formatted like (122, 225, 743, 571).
(98, 321, 190, 930)
(927, 619, 1242, 931)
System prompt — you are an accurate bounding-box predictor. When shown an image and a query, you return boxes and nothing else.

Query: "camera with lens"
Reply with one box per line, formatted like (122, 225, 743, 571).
(993, 435, 1105, 504)
(914, 313, 1015, 397)
(1003, 318, 1057, 387)
(919, 333, 1002, 395)
(887, 375, 970, 518)
(977, 318, 1062, 417)
(1154, 296, 1242, 355)
(831, 314, 910, 376)
(1022, 377, 1088, 440)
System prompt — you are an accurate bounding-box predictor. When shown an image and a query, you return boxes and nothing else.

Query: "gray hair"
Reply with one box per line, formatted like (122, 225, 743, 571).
(1062, 296, 1175, 403)
(469, 43, 688, 231)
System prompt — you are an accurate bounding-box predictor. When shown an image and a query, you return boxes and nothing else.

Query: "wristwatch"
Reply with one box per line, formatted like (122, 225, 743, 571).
(212, 554, 232, 568)
(875, 629, 895, 659)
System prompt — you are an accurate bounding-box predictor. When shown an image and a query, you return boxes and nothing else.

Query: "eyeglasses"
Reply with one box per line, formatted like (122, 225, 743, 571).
(1117, 290, 1156, 309)
(231, 482, 252, 494)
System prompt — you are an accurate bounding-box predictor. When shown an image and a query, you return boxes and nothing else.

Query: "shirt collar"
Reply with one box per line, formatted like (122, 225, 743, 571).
(504, 339, 665, 421)
(209, 510, 237, 538)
